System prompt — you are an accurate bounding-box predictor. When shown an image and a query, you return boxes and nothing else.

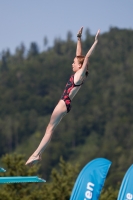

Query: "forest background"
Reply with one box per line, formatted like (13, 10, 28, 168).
(0, 27, 133, 200)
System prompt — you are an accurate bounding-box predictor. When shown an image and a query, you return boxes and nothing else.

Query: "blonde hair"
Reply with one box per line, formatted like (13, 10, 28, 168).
(76, 55, 89, 77)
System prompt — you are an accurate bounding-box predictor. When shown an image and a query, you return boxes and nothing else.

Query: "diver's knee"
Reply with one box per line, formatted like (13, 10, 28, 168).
(46, 122, 55, 133)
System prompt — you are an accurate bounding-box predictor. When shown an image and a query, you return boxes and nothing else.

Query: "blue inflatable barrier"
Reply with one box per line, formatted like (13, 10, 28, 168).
(70, 158, 111, 200)
(117, 164, 133, 200)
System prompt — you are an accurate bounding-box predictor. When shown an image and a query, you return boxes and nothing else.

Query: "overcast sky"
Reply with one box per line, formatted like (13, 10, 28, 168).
(0, 0, 133, 54)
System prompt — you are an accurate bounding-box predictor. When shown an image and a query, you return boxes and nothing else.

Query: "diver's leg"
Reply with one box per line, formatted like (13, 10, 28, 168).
(25, 100, 67, 165)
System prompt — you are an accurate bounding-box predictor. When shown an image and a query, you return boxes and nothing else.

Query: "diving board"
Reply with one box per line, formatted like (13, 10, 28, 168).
(0, 176, 46, 184)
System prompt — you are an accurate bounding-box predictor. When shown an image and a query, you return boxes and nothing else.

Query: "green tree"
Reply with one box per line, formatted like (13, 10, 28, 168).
(42, 157, 79, 200)
(28, 42, 39, 57)
(100, 187, 119, 200)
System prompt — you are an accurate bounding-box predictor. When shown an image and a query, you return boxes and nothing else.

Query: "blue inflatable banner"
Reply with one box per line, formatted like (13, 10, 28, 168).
(117, 164, 133, 200)
(70, 158, 111, 200)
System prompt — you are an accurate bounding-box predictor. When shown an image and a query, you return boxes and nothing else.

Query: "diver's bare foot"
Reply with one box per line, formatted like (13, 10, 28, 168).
(25, 155, 41, 166)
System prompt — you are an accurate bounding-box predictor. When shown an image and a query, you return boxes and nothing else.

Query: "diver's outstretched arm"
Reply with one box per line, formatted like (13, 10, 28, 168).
(80, 29, 100, 75)
(76, 27, 83, 56)
(85, 29, 100, 58)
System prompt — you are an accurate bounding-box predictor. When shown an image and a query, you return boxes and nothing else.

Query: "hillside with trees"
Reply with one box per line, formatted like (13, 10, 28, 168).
(0, 27, 133, 199)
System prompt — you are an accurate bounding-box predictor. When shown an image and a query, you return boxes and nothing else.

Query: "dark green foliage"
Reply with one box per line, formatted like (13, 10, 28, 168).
(100, 187, 119, 200)
(28, 42, 39, 57)
(41, 157, 79, 200)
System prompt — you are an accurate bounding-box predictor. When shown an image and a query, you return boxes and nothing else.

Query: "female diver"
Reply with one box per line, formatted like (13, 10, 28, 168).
(26, 27, 100, 166)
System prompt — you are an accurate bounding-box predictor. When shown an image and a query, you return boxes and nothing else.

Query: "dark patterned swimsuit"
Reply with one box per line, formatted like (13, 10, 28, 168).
(61, 74, 83, 113)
